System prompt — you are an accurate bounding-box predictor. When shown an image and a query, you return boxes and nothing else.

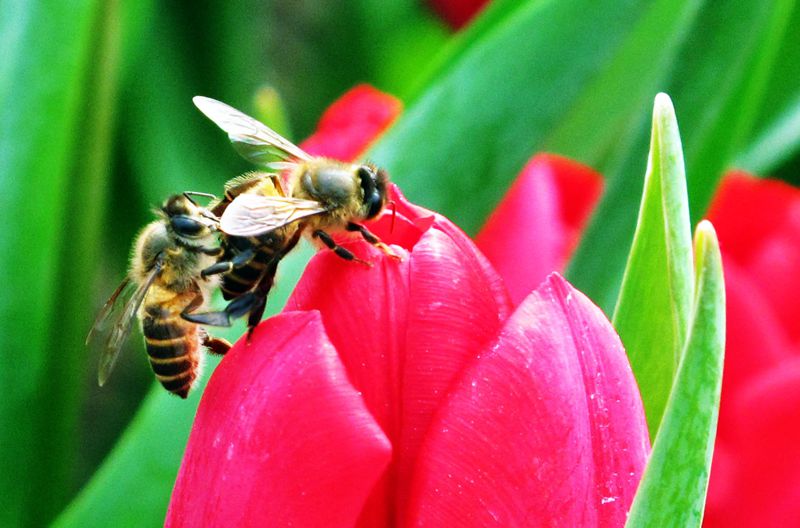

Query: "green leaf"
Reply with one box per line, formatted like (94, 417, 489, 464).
(371, 0, 702, 236)
(735, 95, 800, 175)
(568, 0, 796, 313)
(734, 1, 800, 175)
(53, 374, 214, 528)
(625, 220, 725, 527)
(613, 94, 694, 439)
(0, 0, 103, 525)
(31, 1, 124, 525)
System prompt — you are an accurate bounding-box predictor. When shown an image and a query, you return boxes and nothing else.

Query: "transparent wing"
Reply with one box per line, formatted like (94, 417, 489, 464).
(193, 96, 311, 165)
(90, 259, 163, 386)
(220, 193, 326, 237)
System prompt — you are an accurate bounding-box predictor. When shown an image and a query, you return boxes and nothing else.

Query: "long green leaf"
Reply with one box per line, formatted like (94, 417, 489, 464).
(626, 221, 725, 527)
(30, 1, 124, 525)
(735, 94, 800, 175)
(613, 94, 694, 438)
(53, 371, 214, 528)
(568, 0, 796, 313)
(733, 1, 800, 174)
(0, 1, 100, 525)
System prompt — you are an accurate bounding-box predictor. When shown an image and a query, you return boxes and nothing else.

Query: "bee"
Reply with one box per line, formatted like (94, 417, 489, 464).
(87, 194, 231, 398)
(183, 96, 399, 333)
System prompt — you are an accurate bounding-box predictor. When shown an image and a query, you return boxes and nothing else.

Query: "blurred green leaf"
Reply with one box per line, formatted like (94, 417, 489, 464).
(613, 94, 694, 439)
(32, 1, 124, 525)
(734, 1, 800, 175)
(54, 372, 214, 528)
(0, 0, 107, 525)
(53, 244, 314, 527)
(371, 0, 701, 236)
(735, 95, 800, 175)
(267, 0, 447, 136)
(121, 8, 238, 207)
(625, 221, 725, 527)
(569, 0, 797, 313)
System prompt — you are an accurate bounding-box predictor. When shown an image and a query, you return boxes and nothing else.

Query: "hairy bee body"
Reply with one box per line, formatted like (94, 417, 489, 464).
(89, 194, 230, 398)
(141, 287, 204, 397)
(288, 158, 388, 233)
(133, 218, 219, 397)
(211, 172, 299, 300)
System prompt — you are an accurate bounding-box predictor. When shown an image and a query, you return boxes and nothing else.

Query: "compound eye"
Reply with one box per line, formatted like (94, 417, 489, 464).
(171, 215, 205, 237)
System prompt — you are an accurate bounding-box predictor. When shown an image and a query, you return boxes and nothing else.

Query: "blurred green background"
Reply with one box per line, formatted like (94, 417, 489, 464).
(1, 0, 798, 526)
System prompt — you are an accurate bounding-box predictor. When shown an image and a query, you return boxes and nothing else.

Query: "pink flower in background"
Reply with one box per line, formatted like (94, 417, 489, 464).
(427, 0, 490, 29)
(476, 154, 603, 304)
(703, 172, 800, 527)
(166, 86, 650, 526)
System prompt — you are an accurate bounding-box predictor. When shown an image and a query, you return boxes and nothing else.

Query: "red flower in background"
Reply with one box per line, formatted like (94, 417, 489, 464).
(476, 154, 603, 305)
(427, 0, 490, 29)
(166, 87, 650, 526)
(703, 172, 800, 527)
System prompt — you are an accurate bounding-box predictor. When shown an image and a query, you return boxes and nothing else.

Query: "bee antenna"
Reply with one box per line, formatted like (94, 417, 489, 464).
(183, 191, 218, 206)
(387, 200, 397, 234)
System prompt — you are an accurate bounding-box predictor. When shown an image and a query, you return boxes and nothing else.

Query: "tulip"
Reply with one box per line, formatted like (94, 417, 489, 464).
(476, 160, 800, 525)
(427, 0, 490, 30)
(702, 172, 800, 527)
(476, 153, 603, 305)
(166, 86, 650, 526)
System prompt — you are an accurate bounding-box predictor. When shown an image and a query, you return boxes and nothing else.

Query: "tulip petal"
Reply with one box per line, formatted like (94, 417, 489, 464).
(704, 358, 800, 527)
(300, 84, 402, 161)
(286, 222, 512, 525)
(407, 273, 649, 526)
(714, 257, 792, 437)
(476, 154, 603, 304)
(166, 312, 391, 528)
(427, 0, 490, 29)
(389, 184, 512, 312)
(708, 172, 800, 343)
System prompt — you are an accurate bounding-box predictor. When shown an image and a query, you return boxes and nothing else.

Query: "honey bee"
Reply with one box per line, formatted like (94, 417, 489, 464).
(183, 96, 398, 333)
(87, 194, 231, 398)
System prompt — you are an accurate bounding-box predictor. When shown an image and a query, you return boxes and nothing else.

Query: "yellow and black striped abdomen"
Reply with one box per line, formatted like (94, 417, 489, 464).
(219, 235, 280, 300)
(142, 303, 201, 399)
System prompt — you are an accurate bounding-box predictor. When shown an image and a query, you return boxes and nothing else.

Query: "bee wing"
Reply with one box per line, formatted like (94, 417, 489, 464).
(90, 260, 163, 386)
(193, 96, 311, 166)
(220, 193, 326, 237)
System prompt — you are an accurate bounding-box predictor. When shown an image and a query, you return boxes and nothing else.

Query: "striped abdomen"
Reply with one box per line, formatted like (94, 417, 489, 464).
(142, 305, 201, 398)
(219, 235, 282, 300)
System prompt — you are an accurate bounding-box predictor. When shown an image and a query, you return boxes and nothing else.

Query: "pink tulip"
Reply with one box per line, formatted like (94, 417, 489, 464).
(703, 172, 800, 527)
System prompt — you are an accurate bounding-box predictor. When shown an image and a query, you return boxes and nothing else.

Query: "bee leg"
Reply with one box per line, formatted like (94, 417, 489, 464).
(182, 291, 259, 328)
(200, 247, 256, 278)
(201, 334, 232, 355)
(180, 290, 230, 327)
(198, 246, 224, 257)
(181, 290, 205, 315)
(346, 223, 401, 261)
(313, 229, 372, 267)
(242, 226, 305, 339)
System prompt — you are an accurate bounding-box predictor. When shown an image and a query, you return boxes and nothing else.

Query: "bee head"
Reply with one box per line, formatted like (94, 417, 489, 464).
(357, 164, 389, 220)
(162, 194, 212, 239)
